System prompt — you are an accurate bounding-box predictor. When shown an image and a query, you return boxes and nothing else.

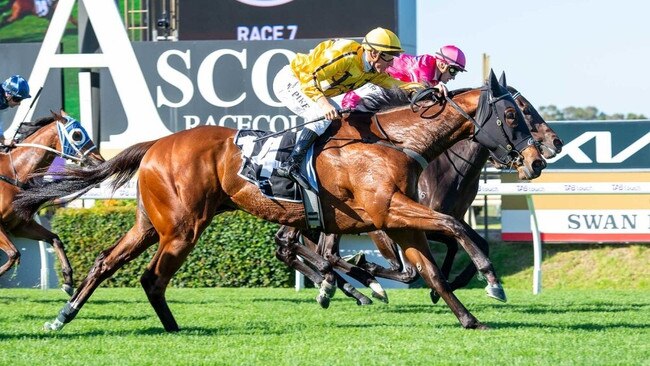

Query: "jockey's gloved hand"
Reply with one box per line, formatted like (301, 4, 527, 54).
(1, 138, 15, 147)
(317, 97, 339, 120)
(433, 84, 448, 98)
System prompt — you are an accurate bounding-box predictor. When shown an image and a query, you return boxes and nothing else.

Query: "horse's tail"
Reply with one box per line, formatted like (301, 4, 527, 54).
(13, 140, 158, 220)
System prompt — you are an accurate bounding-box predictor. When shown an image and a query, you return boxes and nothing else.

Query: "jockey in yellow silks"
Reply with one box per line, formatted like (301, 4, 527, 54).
(273, 27, 423, 187)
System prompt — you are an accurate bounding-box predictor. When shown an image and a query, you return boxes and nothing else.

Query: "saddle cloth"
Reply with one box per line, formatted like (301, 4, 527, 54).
(234, 129, 319, 202)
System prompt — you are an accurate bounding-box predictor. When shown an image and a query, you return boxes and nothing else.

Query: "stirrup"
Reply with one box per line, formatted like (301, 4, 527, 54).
(276, 163, 296, 178)
(290, 170, 311, 189)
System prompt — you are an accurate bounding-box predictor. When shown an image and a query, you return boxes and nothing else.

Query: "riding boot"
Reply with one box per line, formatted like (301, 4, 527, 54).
(276, 129, 319, 188)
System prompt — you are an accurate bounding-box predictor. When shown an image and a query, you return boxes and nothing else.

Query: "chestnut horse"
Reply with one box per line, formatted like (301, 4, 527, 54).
(0, 111, 103, 294)
(14, 71, 545, 331)
(278, 77, 563, 306)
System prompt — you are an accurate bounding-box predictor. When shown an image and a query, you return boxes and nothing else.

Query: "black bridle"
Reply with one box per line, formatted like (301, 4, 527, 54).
(411, 86, 534, 167)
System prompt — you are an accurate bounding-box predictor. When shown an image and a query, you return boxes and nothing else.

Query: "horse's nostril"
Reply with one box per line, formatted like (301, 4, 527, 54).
(553, 138, 563, 150)
(532, 159, 545, 171)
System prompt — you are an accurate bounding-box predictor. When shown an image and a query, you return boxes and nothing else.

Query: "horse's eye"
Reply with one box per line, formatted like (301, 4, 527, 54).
(505, 111, 516, 120)
(523, 107, 531, 115)
(71, 129, 86, 143)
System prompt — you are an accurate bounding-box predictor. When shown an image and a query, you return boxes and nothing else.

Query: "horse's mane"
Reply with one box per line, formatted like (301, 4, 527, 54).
(360, 86, 476, 114)
(360, 87, 412, 113)
(15, 116, 57, 143)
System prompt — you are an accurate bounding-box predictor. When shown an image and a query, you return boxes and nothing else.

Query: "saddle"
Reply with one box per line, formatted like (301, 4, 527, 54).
(234, 129, 324, 229)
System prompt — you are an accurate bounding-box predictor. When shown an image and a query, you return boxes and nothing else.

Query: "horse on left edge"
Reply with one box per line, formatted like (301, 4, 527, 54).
(0, 111, 104, 295)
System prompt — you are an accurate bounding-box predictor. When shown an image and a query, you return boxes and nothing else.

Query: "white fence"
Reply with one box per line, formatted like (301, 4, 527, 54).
(476, 181, 650, 294)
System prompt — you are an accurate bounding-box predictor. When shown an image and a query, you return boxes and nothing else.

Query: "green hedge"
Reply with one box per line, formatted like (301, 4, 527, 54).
(51, 207, 293, 288)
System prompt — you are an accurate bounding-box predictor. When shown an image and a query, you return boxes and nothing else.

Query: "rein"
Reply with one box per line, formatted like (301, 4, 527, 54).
(15, 142, 91, 163)
(0, 175, 27, 189)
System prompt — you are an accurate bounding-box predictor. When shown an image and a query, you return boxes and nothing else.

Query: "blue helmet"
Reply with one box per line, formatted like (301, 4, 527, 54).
(2, 75, 31, 99)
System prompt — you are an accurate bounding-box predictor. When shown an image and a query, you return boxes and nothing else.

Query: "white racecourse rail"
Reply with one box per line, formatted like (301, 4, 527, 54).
(73, 181, 650, 295)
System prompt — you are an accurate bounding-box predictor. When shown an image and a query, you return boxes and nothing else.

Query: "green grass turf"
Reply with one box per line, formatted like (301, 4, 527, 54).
(0, 288, 647, 365)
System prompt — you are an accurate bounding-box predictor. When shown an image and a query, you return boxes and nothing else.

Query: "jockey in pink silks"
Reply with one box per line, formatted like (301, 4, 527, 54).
(339, 45, 467, 111)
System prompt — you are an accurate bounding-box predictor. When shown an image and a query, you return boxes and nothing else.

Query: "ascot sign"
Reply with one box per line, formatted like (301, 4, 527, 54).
(13, 0, 310, 148)
(10, 0, 171, 146)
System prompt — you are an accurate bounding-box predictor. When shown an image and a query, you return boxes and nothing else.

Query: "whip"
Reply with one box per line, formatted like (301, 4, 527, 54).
(254, 108, 351, 142)
(11, 86, 43, 142)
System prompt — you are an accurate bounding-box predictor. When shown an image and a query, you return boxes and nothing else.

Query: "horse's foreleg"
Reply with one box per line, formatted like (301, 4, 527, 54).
(44, 222, 159, 332)
(425, 233, 459, 304)
(433, 225, 489, 292)
(365, 231, 419, 283)
(369, 231, 403, 270)
(381, 192, 505, 302)
(0, 228, 20, 277)
(387, 230, 487, 329)
(12, 220, 74, 296)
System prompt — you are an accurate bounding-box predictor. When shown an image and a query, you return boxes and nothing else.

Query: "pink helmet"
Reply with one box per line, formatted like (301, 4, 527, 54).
(436, 45, 467, 71)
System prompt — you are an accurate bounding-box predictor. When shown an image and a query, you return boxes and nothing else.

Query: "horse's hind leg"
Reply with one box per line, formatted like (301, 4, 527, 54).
(44, 216, 159, 331)
(297, 230, 339, 308)
(0, 228, 20, 277)
(388, 230, 487, 330)
(140, 231, 207, 332)
(12, 220, 75, 296)
(275, 240, 325, 286)
(278, 231, 372, 306)
(316, 232, 386, 303)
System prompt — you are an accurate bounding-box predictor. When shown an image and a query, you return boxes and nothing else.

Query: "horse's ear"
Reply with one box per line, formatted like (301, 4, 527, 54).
(488, 69, 503, 96)
(51, 109, 61, 120)
(60, 110, 68, 117)
(498, 72, 507, 88)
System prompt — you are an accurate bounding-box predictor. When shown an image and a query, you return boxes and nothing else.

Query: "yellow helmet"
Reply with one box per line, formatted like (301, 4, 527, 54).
(362, 27, 404, 55)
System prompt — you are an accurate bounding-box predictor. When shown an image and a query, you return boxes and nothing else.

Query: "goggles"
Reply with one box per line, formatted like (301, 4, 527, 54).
(448, 66, 460, 77)
(379, 52, 395, 62)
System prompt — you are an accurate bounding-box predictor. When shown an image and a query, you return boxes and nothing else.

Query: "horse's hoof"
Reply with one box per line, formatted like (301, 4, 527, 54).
(43, 319, 64, 332)
(342, 251, 366, 266)
(485, 283, 507, 302)
(371, 290, 389, 304)
(471, 322, 491, 330)
(356, 296, 373, 306)
(316, 280, 335, 309)
(429, 290, 440, 304)
(319, 280, 336, 299)
(368, 281, 388, 303)
(61, 284, 74, 297)
(316, 294, 330, 309)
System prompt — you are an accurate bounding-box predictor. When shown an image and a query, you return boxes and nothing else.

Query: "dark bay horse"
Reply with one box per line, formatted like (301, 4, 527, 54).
(0, 111, 103, 295)
(14, 71, 545, 331)
(305, 82, 564, 305)
(275, 75, 562, 306)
